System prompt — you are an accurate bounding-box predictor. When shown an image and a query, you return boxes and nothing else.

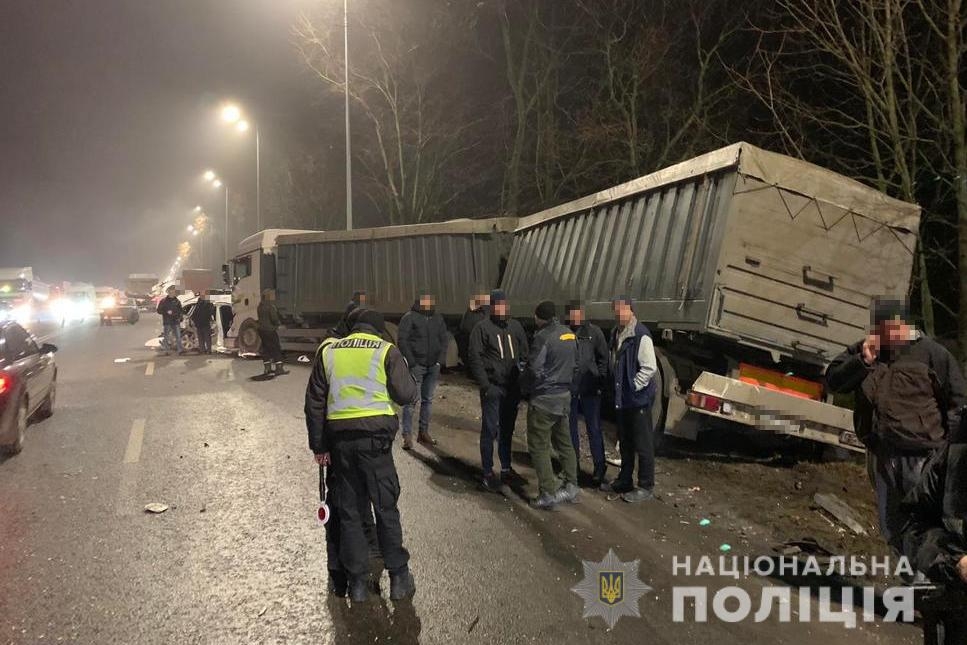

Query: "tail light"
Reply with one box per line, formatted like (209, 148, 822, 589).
(0, 374, 10, 396)
(687, 391, 722, 413)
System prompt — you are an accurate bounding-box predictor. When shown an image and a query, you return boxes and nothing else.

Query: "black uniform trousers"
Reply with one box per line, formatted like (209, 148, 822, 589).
(259, 329, 283, 362)
(331, 431, 409, 580)
(322, 465, 380, 573)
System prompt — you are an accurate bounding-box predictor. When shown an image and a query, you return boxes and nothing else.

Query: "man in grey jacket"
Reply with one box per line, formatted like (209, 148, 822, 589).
(602, 296, 659, 503)
(520, 301, 579, 510)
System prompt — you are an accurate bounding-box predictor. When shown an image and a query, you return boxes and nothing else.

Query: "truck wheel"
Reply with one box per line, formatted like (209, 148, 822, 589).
(238, 319, 262, 355)
(181, 329, 198, 352)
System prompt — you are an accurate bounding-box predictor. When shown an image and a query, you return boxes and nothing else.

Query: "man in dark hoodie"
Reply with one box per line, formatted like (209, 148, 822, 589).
(521, 301, 579, 510)
(397, 290, 448, 450)
(458, 289, 490, 366)
(333, 290, 368, 338)
(826, 297, 966, 544)
(566, 300, 610, 486)
(305, 308, 418, 603)
(898, 410, 967, 641)
(467, 289, 529, 492)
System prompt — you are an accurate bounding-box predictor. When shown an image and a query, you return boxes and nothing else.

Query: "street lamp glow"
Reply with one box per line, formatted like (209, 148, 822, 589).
(212, 179, 223, 188)
(192, 230, 199, 236)
(221, 104, 241, 124)
(186, 225, 194, 232)
(203, 170, 216, 182)
(236, 119, 250, 133)
(193, 205, 202, 213)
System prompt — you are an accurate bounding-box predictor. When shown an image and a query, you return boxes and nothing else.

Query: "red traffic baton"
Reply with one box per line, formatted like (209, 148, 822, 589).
(317, 464, 330, 526)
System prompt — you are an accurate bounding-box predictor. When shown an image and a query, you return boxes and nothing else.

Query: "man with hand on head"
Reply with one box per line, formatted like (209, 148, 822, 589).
(826, 296, 966, 545)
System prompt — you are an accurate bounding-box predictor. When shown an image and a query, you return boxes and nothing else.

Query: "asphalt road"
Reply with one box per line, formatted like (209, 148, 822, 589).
(0, 316, 923, 644)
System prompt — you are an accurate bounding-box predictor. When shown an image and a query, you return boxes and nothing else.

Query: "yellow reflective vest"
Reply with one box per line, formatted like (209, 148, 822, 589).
(320, 332, 394, 420)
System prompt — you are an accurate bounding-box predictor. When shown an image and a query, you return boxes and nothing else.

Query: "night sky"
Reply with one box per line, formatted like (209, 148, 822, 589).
(0, 0, 320, 286)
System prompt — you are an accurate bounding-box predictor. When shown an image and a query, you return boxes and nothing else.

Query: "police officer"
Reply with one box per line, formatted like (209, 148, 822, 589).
(305, 309, 418, 602)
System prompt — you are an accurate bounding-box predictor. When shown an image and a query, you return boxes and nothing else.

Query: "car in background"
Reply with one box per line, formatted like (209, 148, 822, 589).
(96, 288, 139, 325)
(0, 321, 57, 455)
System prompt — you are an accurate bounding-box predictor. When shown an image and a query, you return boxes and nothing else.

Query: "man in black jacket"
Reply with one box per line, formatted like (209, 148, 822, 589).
(566, 301, 610, 486)
(458, 289, 490, 367)
(521, 301, 579, 510)
(305, 309, 418, 603)
(397, 290, 448, 450)
(156, 285, 185, 355)
(467, 289, 529, 492)
(257, 289, 286, 377)
(826, 297, 966, 544)
(190, 292, 216, 354)
(898, 412, 967, 641)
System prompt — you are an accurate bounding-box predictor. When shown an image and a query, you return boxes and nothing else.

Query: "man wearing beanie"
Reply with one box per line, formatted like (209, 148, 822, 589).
(520, 300, 579, 509)
(826, 296, 966, 546)
(467, 289, 529, 492)
(605, 296, 659, 503)
(305, 308, 419, 603)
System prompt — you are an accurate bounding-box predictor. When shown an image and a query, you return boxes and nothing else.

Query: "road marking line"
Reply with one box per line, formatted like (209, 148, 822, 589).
(145, 361, 155, 376)
(123, 418, 146, 464)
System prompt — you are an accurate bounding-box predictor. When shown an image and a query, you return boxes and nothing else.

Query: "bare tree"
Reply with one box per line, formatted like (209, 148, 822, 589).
(295, 1, 483, 226)
(732, 0, 966, 350)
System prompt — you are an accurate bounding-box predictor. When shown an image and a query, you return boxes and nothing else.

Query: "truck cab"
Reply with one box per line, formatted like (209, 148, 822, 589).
(224, 229, 316, 354)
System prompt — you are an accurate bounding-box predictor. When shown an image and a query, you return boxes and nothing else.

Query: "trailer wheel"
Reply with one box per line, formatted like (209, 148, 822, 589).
(238, 319, 262, 355)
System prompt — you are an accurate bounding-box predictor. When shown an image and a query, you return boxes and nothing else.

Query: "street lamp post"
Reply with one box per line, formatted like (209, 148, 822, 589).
(344, 0, 353, 231)
(219, 105, 261, 232)
(202, 171, 230, 263)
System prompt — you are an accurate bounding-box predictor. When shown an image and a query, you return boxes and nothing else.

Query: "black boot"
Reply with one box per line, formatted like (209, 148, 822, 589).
(348, 577, 369, 603)
(273, 361, 289, 376)
(389, 568, 416, 601)
(328, 570, 348, 598)
(262, 361, 273, 377)
(591, 464, 607, 487)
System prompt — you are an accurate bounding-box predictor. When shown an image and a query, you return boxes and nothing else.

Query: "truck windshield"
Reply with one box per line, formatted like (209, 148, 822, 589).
(233, 257, 252, 280)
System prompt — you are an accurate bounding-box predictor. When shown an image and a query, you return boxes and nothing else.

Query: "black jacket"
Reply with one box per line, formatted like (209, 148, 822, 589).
(826, 333, 966, 450)
(571, 321, 609, 396)
(305, 323, 417, 455)
(520, 320, 577, 408)
(398, 304, 448, 368)
(156, 296, 183, 326)
(257, 300, 281, 332)
(467, 315, 529, 393)
(899, 418, 967, 586)
(190, 300, 215, 328)
(458, 306, 489, 363)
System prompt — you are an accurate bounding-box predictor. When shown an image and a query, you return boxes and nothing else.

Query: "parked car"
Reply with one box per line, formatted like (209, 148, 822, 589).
(0, 321, 57, 455)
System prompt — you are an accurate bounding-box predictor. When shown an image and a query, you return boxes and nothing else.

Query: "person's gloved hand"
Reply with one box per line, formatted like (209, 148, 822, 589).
(483, 384, 503, 399)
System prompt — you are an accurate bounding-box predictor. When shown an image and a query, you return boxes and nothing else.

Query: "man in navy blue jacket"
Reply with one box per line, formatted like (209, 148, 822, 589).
(602, 296, 659, 503)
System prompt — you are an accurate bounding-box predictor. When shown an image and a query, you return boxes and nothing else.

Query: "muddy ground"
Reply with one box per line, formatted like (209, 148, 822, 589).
(433, 370, 893, 580)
